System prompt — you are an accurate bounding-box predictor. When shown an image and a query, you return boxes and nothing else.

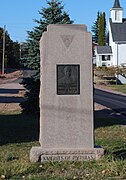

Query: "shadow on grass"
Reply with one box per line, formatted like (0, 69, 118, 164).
(0, 108, 125, 146)
(0, 113, 39, 146)
(113, 149, 126, 160)
(105, 148, 126, 160)
(94, 108, 126, 129)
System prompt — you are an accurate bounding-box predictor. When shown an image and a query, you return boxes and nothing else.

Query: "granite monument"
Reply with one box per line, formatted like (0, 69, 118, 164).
(30, 24, 104, 162)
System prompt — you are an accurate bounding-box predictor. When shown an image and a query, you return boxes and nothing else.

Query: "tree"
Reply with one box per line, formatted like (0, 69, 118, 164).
(21, 0, 73, 113)
(98, 12, 106, 45)
(0, 27, 20, 70)
(91, 11, 100, 43)
(92, 11, 106, 45)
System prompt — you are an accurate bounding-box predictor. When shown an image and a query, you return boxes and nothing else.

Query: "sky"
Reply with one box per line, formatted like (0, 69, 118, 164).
(0, 0, 126, 42)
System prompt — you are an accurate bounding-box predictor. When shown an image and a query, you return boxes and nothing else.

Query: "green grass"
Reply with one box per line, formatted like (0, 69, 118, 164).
(0, 111, 126, 179)
(108, 84, 126, 94)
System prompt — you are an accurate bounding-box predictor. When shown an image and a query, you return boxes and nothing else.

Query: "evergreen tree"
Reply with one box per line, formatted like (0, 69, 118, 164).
(98, 12, 106, 45)
(92, 11, 106, 45)
(21, 0, 73, 113)
(91, 11, 100, 43)
(0, 27, 20, 70)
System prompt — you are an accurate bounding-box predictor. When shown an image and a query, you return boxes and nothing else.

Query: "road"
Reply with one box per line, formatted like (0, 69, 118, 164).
(0, 76, 26, 112)
(0, 78, 25, 103)
(94, 87, 126, 117)
(0, 69, 37, 112)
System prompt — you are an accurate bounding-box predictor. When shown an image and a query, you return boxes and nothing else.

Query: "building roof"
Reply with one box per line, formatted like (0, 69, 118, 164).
(96, 46, 112, 54)
(113, 0, 121, 8)
(109, 18, 126, 42)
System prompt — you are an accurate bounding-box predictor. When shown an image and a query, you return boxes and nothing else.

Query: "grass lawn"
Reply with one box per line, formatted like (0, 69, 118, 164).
(108, 84, 126, 94)
(0, 111, 126, 179)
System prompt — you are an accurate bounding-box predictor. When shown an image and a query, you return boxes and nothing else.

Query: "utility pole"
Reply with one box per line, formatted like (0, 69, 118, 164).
(2, 25, 6, 75)
(116, 42, 119, 85)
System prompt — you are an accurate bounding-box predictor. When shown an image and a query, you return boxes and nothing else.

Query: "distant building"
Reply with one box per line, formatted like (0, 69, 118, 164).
(95, 0, 126, 67)
(94, 46, 112, 67)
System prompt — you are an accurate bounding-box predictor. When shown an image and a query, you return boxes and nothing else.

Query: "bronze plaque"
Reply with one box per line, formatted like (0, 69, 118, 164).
(57, 65, 80, 95)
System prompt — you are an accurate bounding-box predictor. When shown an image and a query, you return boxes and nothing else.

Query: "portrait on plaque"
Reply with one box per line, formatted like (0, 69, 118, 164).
(57, 64, 80, 95)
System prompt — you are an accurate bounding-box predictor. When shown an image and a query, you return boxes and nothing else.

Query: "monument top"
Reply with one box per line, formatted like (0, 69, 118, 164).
(47, 24, 88, 32)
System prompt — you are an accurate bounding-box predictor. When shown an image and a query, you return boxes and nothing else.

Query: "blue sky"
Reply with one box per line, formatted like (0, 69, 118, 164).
(0, 0, 125, 42)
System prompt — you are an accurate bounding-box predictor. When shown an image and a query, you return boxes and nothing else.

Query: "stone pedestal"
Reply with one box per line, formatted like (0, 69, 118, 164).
(30, 24, 104, 162)
(30, 147, 104, 162)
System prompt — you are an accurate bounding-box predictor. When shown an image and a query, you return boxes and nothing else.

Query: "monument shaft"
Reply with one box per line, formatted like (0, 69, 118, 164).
(30, 24, 104, 162)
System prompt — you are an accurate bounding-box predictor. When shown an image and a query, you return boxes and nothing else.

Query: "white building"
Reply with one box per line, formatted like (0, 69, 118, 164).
(94, 46, 112, 67)
(95, 0, 126, 67)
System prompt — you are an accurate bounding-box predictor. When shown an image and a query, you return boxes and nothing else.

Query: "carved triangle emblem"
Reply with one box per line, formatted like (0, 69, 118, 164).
(61, 35, 74, 48)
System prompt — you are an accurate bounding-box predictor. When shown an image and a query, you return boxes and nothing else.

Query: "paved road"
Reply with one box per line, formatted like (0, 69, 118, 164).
(94, 87, 126, 117)
(0, 69, 36, 104)
(0, 78, 25, 103)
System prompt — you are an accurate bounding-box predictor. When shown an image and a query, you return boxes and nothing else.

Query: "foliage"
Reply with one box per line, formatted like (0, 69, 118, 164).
(92, 11, 100, 43)
(21, 75, 40, 113)
(21, 0, 73, 113)
(94, 66, 117, 77)
(0, 27, 20, 70)
(98, 12, 106, 46)
(94, 66, 126, 86)
(92, 11, 106, 45)
(94, 67, 117, 85)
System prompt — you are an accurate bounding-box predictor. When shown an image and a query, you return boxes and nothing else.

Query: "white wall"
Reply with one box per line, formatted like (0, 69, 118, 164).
(111, 43, 126, 66)
(119, 44, 126, 65)
(110, 9, 123, 23)
(108, 19, 126, 66)
(95, 51, 112, 67)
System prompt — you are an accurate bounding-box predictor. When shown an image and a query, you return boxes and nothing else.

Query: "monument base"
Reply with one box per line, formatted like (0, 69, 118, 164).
(30, 147, 104, 162)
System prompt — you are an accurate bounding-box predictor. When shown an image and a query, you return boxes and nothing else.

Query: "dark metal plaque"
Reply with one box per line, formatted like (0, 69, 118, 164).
(57, 64, 80, 95)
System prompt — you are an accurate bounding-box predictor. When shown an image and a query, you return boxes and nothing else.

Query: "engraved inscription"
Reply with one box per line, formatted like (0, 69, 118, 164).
(57, 65, 80, 95)
(41, 154, 96, 162)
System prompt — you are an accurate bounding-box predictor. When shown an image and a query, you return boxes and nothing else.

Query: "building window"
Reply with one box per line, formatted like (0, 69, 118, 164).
(102, 63, 106, 66)
(102, 55, 110, 61)
(115, 11, 120, 21)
